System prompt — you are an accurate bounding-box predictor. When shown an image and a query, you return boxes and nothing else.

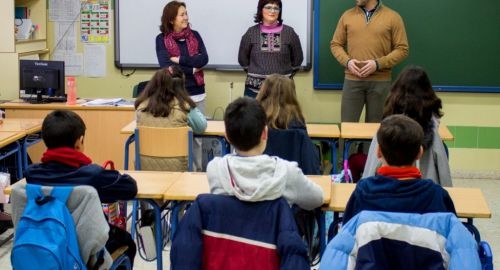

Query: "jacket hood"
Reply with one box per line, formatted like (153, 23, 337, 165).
(206, 155, 290, 202)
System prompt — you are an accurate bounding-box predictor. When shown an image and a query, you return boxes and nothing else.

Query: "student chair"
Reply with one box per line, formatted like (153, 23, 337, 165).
(170, 194, 311, 270)
(10, 184, 131, 270)
(131, 126, 193, 259)
(133, 126, 193, 172)
(132, 81, 149, 98)
(320, 211, 483, 270)
(264, 128, 321, 175)
(264, 128, 323, 264)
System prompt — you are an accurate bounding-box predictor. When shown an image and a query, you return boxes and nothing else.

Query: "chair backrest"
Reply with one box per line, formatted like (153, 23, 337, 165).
(320, 211, 482, 270)
(132, 81, 149, 98)
(134, 126, 193, 171)
(171, 194, 311, 270)
(264, 128, 321, 175)
(11, 183, 113, 268)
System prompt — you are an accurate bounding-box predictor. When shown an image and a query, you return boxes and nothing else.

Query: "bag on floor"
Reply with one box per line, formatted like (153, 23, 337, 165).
(11, 184, 86, 270)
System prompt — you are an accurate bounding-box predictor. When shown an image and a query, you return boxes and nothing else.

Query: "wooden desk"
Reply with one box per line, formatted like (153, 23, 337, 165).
(0, 131, 26, 148)
(0, 118, 43, 134)
(340, 122, 454, 141)
(122, 120, 341, 172)
(1, 102, 134, 169)
(122, 170, 182, 200)
(163, 172, 332, 205)
(327, 183, 492, 219)
(122, 120, 340, 139)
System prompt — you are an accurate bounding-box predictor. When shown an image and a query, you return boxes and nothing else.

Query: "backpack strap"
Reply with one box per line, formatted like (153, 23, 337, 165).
(25, 184, 44, 201)
(25, 184, 73, 205)
(49, 186, 74, 204)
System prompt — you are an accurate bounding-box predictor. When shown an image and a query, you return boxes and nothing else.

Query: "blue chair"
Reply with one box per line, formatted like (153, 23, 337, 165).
(131, 126, 193, 264)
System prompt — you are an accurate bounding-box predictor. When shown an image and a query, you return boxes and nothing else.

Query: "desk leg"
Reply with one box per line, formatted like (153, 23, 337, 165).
(319, 211, 326, 258)
(124, 135, 135, 170)
(16, 141, 23, 180)
(131, 200, 139, 239)
(143, 199, 163, 270)
(170, 201, 180, 240)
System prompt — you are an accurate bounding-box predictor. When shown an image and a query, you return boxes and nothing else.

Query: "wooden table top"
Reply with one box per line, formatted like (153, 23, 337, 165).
(0, 131, 27, 148)
(163, 172, 332, 205)
(163, 172, 210, 201)
(0, 101, 133, 111)
(0, 118, 43, 134)
(327, 183, 491, 219)
(340, 122, 454, 141)
(121, 120, 340, 138)
(121, 170, 183, 199)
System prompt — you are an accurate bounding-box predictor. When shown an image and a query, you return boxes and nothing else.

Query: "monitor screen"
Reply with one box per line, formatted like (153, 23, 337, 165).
(19, 60, 66, 103)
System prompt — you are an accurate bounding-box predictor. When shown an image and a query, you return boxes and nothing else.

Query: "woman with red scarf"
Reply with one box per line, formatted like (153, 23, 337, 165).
(156, 1, 208, 109)
(156, 1, 208, 171)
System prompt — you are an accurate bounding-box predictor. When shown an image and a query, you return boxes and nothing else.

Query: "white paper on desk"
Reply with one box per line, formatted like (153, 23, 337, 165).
(49, 0, 80, 22)
(82, 98, 125, 106)
(53, 22, 77, 52)
(84, 44, 106, 77)
(52, 52, 83, 76)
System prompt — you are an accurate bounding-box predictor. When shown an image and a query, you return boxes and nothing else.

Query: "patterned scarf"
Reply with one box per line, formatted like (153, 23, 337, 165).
(164, 27, 204, 86)
(41, 147, 92, 168)
(376, 166, 422, 180)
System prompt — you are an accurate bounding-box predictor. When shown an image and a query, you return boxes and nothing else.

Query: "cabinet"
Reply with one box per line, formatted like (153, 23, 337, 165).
(0, 0, 48, 100)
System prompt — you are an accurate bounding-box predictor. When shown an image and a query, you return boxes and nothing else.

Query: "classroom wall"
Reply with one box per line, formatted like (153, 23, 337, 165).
(10, 11, 500, 175)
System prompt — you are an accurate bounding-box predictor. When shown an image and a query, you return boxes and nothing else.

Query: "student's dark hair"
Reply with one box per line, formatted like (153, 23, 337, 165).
(383, 65, 443, 149)
(42, 110, 86, 149)
(377, 114, 424, 166)
(256, 74, 305, 129)
(160, 1, 187, 34)
(254, 0, 283, 25)
(224, 97, 267, 151)
(134, 66, 196, 117)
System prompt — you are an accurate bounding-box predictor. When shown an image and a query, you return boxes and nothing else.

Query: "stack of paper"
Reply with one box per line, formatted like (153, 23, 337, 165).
(82, 98, 134, 107)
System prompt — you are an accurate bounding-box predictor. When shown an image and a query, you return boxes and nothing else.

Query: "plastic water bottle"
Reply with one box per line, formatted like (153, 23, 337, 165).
(66, 76, 77, 105)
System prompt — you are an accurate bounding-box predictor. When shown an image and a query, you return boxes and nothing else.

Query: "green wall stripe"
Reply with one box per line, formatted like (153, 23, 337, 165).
(447, 126, 500, 149)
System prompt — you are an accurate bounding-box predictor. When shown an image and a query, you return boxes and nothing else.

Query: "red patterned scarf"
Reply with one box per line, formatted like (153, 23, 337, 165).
(376, 166, 422, 180)
(41, 147, 92, 168)
(164, 27, 204, 86)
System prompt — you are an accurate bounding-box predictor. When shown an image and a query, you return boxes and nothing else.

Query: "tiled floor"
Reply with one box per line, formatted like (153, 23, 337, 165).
(1, 178, 498, 269)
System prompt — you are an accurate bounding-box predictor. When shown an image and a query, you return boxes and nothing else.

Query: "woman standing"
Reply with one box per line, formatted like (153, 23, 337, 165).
(238, 0, 303, 98)
(156, 1, 209, 171)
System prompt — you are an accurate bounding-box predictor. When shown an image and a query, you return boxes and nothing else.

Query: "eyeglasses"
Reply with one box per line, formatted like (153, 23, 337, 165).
(263, 5, 281, 13)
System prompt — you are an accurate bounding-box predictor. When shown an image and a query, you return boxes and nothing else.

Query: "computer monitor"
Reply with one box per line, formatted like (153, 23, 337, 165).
(19, 60, 66, 103)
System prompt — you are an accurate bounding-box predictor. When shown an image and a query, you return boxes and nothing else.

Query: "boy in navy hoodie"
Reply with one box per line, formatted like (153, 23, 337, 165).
(25, 109, 138, 267)
(342, 114, 456, 224)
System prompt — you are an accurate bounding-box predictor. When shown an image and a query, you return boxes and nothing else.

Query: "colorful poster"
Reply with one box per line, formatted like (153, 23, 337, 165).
(80, 0, 110, 43)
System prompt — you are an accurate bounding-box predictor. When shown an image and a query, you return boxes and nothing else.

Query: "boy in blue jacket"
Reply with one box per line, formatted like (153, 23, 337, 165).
(25, 109, 138, 267)
(342, 114, 456, 224)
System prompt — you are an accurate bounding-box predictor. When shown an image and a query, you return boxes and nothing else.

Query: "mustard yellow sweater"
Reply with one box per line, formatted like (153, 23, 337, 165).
(330, 4, 409, 81)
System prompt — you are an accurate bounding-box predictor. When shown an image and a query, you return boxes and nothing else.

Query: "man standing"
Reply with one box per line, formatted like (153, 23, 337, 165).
(331, 0, 409, 123)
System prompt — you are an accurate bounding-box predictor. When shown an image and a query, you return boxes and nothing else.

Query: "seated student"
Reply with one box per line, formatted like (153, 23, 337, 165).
(207, 97, 323, 210)
(342, 114, 456, 224)
(25, 110, 138, 267)
(256, 74, 306, 129)
(256, 74, 321, 175)
(134, 66, 207, 171)
(363, 65, 452, 186)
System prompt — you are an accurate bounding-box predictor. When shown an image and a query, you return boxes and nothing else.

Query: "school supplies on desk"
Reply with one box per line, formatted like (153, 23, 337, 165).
(82, 98, 133, 107)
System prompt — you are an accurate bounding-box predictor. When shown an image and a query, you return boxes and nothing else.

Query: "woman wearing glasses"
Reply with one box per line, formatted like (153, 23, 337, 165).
(238, 0, 304, 98)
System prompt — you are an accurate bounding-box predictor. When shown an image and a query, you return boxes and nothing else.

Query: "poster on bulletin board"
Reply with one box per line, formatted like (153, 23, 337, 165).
(80, 0, 110, 43)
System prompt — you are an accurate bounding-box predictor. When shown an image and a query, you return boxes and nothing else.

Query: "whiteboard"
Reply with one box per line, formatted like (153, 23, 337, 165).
(114, 0, 311, 70)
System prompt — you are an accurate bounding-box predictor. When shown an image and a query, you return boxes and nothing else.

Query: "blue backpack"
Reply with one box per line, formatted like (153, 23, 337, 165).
(11, 184, 86, 270)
